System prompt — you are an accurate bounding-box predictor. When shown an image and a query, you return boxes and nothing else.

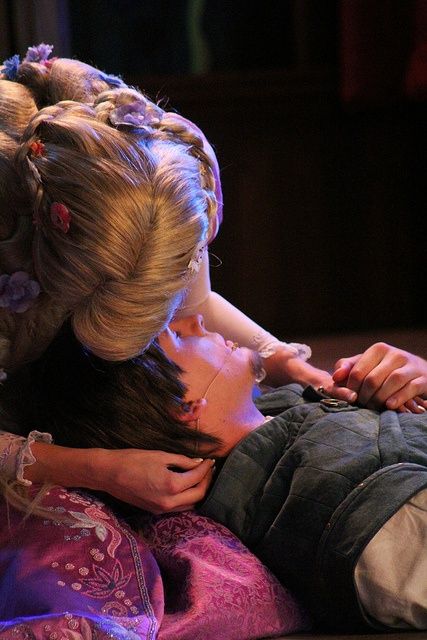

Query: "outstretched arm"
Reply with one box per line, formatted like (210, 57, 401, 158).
(0, 433, 215, 513)
(178, 252, 356, 402)
(332, 342, 427, 412)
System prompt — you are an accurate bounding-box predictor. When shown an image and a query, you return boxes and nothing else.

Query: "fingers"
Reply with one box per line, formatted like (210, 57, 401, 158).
(151, 461, 216, 513)
(395, 398, 426, 414)
(171, 469, 215, 510)
(332, 356, 359, 383)
(344, 344, 393, 395)
(386, 379, 427, 411)
(164, 453, 208, 470)
(331, 344, 427, 410)
(345, 344, 410, 406)
(327, 383, 358, 403)
(359, 359, 408, 407)
(396, 405, 411, 413)
(386, 388, 427, 413)
(316, 371, 358, 403)
(400, 397, 427, 414)
(171, 458, 215, 490)
(415, 396, 427, 410)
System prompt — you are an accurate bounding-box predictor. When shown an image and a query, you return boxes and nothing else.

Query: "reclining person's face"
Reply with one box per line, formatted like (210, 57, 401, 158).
(158, 314, 265, 455)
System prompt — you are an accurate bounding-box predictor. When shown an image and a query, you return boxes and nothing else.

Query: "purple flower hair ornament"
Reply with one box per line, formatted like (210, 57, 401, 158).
(0, 271, 41, 313)
(24, 43, 54, 63)
(2, 54, 20, 80)
(109, 100, 162, 130)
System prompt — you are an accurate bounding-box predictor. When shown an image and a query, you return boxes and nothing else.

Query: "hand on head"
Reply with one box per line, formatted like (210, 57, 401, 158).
(25, 441, 216, 514)
(99, 449, 216, 514)
(333, 342, 427, 412)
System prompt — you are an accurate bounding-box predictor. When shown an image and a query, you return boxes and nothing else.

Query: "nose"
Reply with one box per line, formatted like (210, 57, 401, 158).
(171, 314, 206, 337)
(189, 314, 206, 336)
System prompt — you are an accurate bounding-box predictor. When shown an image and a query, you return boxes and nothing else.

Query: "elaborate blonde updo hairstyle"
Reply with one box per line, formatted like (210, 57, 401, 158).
(0, 49, 219, 366)
(0, 77, 65, 371)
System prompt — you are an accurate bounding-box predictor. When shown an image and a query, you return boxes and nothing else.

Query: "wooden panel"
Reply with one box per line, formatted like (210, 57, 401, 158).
(135, 70, 427, 339)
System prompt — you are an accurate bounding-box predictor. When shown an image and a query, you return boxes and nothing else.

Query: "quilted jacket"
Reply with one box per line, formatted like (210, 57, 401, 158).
(200, 384, 427, 631)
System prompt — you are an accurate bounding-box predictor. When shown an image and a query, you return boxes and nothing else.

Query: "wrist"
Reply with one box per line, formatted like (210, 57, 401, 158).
(85, 448, 117, 493)
(264, 353, 329, 389)
(262, 348, 301, 387)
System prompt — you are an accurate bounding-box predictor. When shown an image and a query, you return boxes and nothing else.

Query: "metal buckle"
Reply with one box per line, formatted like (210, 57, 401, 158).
(320, 398, 349, 408)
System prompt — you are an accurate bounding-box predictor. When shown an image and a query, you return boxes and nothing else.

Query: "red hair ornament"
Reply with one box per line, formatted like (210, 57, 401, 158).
(50, 202, 71, 233)
(29, 140, 45, 157)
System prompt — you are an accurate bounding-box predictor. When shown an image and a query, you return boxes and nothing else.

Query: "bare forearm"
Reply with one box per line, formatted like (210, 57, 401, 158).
(263, 349, 322, 387)
(24, 441, 105, 490)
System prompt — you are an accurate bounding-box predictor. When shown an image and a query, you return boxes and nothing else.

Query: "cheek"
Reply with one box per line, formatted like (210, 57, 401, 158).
(227, 348, 254, 379)
(180, 358, 218, 400)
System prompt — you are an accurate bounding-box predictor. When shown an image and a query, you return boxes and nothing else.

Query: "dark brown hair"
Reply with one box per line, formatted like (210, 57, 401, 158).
(2, 321, 219, 457)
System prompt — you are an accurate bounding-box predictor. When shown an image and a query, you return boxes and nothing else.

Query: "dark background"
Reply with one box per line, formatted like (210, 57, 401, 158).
(1, 0, 426, 346)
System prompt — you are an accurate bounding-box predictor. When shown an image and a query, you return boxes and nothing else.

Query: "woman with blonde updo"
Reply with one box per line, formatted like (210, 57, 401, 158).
(0, 45, 377, 514)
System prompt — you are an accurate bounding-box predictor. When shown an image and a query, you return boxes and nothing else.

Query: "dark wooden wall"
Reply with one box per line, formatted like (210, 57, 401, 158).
(136, 69, 426, 342)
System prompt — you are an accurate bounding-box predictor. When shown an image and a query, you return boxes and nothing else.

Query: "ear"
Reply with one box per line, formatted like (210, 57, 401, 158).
(178, 398, 207, 424)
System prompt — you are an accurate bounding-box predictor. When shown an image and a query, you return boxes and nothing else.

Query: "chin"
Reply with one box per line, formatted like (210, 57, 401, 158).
(250, 350, 265, 380)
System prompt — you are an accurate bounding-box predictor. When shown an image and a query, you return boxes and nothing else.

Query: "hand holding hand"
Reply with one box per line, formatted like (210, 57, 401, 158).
(262, 348, 357, 403)
(93, 449, 215, 514)
(333, 342, 427, 412)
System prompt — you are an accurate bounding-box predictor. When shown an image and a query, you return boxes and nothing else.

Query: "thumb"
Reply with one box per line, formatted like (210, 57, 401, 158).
(330, 383, 358, 404)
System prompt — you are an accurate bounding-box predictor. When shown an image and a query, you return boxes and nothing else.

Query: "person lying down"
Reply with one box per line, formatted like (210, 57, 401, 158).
(3, 316, 427, 633)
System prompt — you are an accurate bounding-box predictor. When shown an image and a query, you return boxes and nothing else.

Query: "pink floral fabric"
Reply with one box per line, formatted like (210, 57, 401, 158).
(141, 511, 309, 640)
(0, 486, 162, 639)
(0, 487, 308, 639)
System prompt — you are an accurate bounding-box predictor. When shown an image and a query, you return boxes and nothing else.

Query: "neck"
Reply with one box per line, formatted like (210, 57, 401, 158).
(205, 388, 265, 456)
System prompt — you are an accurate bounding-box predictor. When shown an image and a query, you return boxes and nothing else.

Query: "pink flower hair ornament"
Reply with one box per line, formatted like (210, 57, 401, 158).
(0, 271, 40, 313)
(50, 202, 71, 233)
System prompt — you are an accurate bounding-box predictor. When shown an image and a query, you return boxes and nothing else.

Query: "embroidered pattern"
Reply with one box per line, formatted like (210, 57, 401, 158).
(0, 486, 160, 639)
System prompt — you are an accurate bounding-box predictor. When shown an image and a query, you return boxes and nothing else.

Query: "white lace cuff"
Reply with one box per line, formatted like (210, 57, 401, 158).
(16, 430, 53, 486)
(253, 332, 312, 361)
